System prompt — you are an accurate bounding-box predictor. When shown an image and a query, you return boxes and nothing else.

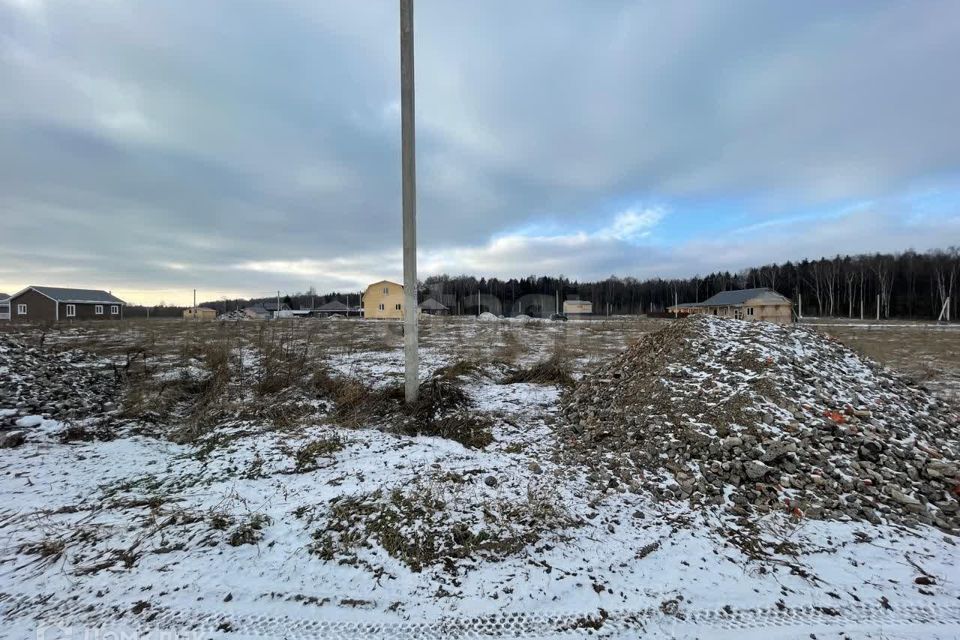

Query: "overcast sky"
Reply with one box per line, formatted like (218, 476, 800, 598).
(2, 0, 959, 304)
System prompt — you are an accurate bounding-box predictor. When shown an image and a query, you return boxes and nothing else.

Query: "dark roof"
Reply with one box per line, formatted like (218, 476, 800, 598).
(695, 288, 789, 307)
(418, 298, 448, 310)
(0, 293, 9, 301)
(243, 305, 271, 316)
(317, 300, 349, 311)
(20, 286, 125, 304)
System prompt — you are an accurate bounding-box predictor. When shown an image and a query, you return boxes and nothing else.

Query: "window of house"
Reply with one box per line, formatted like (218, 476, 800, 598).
(378, 303, 385, 311)
(95, 305, 103, 315)
(66, 304, 76, 317)
(111, 305, 119, 315)
(747, 307, 754, 316)
(17, 303, 27, 315)
(382, 287, 389, 295)
(395, 303, 402, 311)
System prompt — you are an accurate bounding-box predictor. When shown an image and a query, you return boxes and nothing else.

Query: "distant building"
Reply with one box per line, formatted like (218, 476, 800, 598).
(315, 300, 350, 316)
(4, 286, 125, 323)
(668, 288, 793, 324)
(0, 294, 9, 321)
(362, 280, 404, 319)
(241, 301, 291, 320)
(183, 307, 217, 321)
(563, 300, 593, 315)
(418, 298, 449, 316)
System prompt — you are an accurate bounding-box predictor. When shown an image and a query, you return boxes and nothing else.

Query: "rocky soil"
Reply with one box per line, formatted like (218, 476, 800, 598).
(0, 334, 121, 442)
(563, 316, 960, 531)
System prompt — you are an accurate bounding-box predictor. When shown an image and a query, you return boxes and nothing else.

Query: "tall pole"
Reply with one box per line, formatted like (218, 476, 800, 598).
(277, 290, 281, 320)
(400, 0, 419, 403)
(193, 288, 196, 321)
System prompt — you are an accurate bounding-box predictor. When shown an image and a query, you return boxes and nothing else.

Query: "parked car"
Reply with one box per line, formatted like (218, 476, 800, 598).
(550, 313, 568, 322)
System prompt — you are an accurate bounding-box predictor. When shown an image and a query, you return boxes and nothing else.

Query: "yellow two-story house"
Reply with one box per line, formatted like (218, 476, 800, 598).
(362, 280, 405, 319)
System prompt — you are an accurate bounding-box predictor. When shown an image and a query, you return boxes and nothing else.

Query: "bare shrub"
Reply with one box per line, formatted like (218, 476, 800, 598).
(254, 325, 313, 397)
(398, 378, 493, 449)
(503, 345, 574, 386)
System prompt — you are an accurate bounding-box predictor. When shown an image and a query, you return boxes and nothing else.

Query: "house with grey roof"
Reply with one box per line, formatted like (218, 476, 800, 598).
(5, 286, 126, 323)
(0, 293, 9, 321)
(315, 300, 350, 316)
(418, 298, 449, 315)
(668, 287, 793, 324)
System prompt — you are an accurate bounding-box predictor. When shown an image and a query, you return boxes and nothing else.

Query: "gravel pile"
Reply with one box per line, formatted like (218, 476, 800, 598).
(217, 310, 249, 321)
(563, 316, 960, 531)
(0, 335, 120, 434)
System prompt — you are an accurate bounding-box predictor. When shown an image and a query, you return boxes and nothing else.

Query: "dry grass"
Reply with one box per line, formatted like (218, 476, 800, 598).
(227, 513, 272, 547)
(399, 377, 493, 448)
(433, 359, 485, 381)
(293, 434, 345, 472)
(310, 477, 571, 572)
(503, 344, 575, 386)
(314, 369, 494, 449)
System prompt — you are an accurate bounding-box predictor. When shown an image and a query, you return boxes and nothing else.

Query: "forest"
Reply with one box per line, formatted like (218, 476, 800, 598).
(183, 248, 958, 320)
(417, 248, 959, 320)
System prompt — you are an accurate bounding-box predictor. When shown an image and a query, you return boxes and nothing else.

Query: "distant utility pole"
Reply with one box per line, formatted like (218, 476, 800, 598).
(277, 290, 281, 320)
(193, 288, 197, 321)
(400, 0, 419, 403)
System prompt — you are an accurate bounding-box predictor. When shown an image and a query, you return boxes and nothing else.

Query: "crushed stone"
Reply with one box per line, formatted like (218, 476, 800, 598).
(562, 316, 960, 531)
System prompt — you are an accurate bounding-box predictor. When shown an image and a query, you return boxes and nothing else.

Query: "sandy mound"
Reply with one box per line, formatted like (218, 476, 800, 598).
(563, 316, 960, 531)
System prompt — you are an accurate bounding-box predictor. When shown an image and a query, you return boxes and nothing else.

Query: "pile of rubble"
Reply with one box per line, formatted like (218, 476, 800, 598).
(0, 335, 120, 442)
(562, 316, 960, 531)
(217, 309, 249, 321)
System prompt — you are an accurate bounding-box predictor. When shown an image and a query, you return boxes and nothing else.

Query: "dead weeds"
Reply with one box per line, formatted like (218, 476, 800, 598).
(311, 477, 571, 572)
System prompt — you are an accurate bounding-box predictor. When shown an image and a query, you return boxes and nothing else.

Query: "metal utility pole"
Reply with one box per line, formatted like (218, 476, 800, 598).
(193, 289, 197, 321)
(400, 0, 419, 403)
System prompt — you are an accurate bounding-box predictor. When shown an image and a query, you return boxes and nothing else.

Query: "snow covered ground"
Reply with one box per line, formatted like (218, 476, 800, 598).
(1, 317, 959, 639)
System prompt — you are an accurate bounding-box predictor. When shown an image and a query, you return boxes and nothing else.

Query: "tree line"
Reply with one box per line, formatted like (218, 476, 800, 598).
(183, 247, 957, 320)
(419, 248, 958, 319)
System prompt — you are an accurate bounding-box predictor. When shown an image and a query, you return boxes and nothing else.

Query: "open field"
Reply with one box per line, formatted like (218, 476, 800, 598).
(1, 316, 959, 639)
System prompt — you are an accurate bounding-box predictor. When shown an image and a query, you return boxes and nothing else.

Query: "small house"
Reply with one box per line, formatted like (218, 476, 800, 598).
(668, 287, 793, 324)
(0, 294, 9, 321)
(241, 301, 290, 320)
(315, 300, 350, 316)
(418, 298, 449, 316)
(362, 280, 404, 319)
(5, 286, 125, 322)
(183, 307, 218, 321)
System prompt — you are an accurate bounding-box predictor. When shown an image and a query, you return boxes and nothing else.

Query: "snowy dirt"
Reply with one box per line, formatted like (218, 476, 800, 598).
(1, 317, 959, 638)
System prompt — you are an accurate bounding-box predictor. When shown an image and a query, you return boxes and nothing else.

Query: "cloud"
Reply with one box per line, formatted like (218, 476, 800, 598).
(0, 0, 958, 304)
(598, 208, 665, 242)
